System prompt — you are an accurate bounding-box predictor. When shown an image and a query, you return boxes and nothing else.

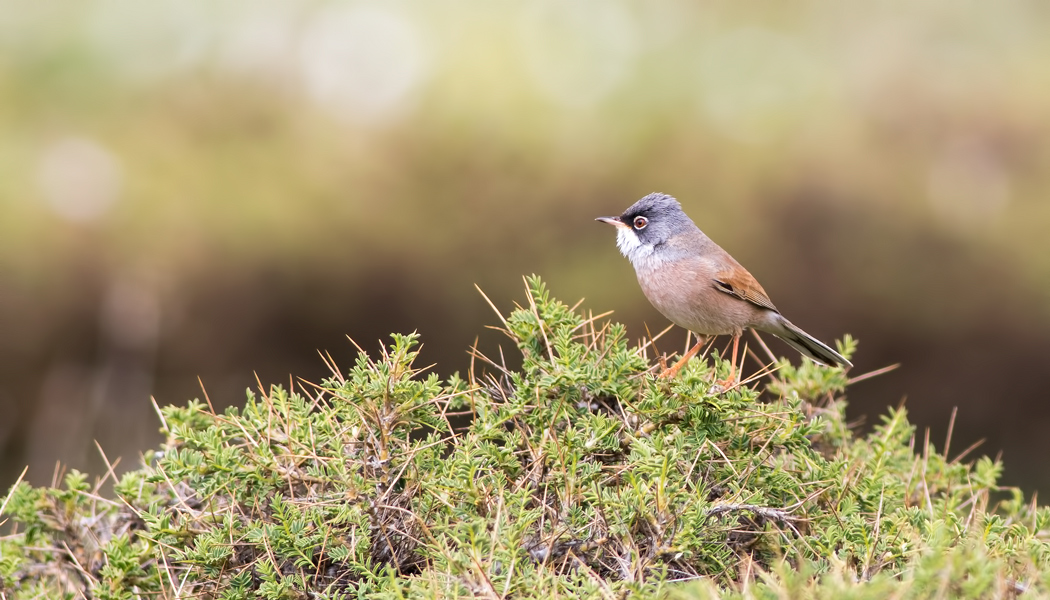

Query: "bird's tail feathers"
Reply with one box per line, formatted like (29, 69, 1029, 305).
(767, 316, 852, 368)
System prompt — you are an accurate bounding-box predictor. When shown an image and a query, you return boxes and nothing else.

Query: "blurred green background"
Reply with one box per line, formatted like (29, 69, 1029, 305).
(2, 0, 1050, 494)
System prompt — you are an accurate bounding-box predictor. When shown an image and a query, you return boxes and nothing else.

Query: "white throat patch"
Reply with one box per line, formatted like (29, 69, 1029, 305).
(616, 228, 662, 268)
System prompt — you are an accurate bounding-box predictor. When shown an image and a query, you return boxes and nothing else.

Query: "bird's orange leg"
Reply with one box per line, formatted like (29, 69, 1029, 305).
(729, 333, 740, 383)
(659, 337, 705, 379)
(714, 333, 741, 387)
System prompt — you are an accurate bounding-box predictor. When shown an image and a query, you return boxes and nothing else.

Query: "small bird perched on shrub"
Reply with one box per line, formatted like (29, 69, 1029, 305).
(596, 192, 851, 379)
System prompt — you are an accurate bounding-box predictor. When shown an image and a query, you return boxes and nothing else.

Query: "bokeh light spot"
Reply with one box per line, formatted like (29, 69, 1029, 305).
(36, 137, 123, 223)
(517, 0, 639, 109)
(298, 4, 428, 122)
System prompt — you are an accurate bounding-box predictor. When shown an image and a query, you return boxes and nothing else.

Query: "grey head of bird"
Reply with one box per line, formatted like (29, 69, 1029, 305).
(594, 192, 699, 268)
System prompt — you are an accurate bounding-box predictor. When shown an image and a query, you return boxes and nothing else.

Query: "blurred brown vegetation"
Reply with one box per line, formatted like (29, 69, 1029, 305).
(2, 1, 1050, 495)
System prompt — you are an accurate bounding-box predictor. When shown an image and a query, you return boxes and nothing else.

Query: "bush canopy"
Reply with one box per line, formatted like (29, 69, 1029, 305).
(2, 276, 1048, 599)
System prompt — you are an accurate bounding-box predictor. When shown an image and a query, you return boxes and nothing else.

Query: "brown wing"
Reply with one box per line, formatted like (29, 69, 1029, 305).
(713, 267, 779, 313)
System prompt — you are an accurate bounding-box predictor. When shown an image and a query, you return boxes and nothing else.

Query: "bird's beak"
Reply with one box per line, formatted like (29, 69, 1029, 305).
(595, 216, 627, 228)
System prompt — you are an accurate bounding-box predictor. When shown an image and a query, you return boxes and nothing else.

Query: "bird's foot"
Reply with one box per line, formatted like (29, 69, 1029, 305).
(708, 376, 738, 394)
(658, 360, 687, 380)
(657, 340, 705, 379)
(707, 334, 741, 391)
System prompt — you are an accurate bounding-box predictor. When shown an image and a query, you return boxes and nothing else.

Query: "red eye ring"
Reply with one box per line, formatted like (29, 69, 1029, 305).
(633, 216, 648, 229)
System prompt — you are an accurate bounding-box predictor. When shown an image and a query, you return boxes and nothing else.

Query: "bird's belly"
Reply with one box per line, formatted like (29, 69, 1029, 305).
(635, 262, 750, 336)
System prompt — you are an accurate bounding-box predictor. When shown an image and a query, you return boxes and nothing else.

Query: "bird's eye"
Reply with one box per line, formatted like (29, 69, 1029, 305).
(633, 216, 648, 229)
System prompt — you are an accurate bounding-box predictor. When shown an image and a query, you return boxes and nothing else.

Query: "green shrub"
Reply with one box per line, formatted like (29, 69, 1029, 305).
(2, 276, 1048, 599)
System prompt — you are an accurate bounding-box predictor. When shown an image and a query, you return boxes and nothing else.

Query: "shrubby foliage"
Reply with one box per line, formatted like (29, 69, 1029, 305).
(2, 277, 1048, 599)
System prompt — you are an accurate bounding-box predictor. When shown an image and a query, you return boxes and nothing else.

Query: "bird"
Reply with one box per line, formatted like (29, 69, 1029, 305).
(596, 192, 852, 380)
